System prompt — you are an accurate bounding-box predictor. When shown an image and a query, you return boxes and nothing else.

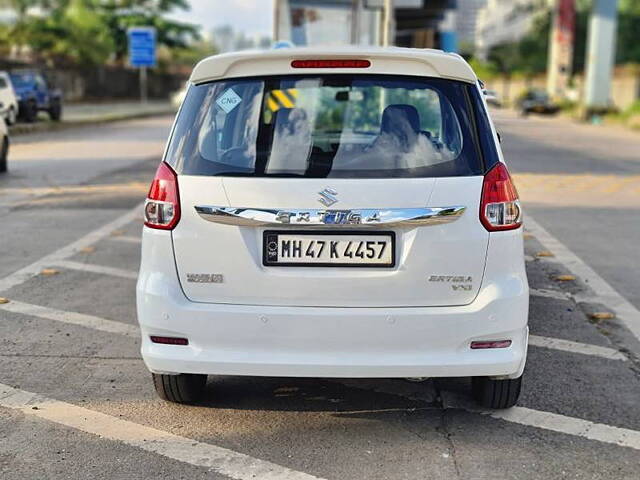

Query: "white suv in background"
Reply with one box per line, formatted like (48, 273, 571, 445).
(137, 47, 529, 409)
(0, 71, 19, 125)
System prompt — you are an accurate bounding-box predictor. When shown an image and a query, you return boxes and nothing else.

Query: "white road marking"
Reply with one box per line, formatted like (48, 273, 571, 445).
(108, 235, 142, 244)
(489, 406, 640, 450)
(0, 383, 325, 480)
(529, 334, 626, 361)
(525, 216, 640, 342)
(0, 300, 138, 337)
(440, 391, 640, 450)
(530, 288, 569, 301)
(54, 260, 138, 280)
(341, 382, 640, 451)
(0, 203, 143, 294)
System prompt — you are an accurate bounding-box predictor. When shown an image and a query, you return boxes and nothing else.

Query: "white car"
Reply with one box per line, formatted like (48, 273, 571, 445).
(137, 47, 529, 409)
(0, 116, 8, 173)
(483, 89, 502, 108)
(0, 71, 19, 125)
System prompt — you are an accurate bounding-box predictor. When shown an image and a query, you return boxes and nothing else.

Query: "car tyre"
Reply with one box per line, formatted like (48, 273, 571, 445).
(0, 136, 8, 173)
(23, 100, 37, 123)
(152, 373, 207, 404)
(472, 375, 522, 409)
(49, 101, 62, 121)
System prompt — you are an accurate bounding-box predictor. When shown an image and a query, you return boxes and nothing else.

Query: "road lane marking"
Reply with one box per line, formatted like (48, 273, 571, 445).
(108, 235, 142, 244)
(0, 182, 148, 196)
(0, 203, 143, 294)
(490, 406, 640, 450)
(338, 381, 640, 451)
(440, 391, 640, 451)
(530, 288, 569, 301)
(528, 334, 626, 361)
(54, 260, 138, 280)
(0, 383, 325, 480)
(0, 300, 138, 337)
(525, 216, 640, 342)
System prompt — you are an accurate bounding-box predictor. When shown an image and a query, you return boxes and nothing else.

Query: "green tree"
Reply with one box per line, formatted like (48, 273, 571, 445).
(97, 0, 200, 63)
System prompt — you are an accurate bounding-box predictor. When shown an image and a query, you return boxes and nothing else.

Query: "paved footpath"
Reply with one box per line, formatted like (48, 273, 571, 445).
(0, 115, 639, 479)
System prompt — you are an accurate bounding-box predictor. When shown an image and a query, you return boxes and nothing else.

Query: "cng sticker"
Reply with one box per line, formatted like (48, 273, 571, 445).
(216, 88, 242, 113)
(267, 88, 298, 112)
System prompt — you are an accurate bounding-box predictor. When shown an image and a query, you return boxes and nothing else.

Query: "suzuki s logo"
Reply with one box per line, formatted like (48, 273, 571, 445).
(318, 187, 338, 207)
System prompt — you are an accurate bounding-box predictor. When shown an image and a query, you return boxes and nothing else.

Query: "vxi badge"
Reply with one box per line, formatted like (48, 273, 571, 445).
(428, 275, 473, 291)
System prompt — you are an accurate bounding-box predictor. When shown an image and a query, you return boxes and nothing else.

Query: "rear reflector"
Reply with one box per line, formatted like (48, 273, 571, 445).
(150, 336, 189, 346)
(470, 340, 512, 349)
(291, 59, 371, 69)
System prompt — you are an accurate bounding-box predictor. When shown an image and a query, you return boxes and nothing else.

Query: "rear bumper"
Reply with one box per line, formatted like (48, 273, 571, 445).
(137, 229, 529, 378)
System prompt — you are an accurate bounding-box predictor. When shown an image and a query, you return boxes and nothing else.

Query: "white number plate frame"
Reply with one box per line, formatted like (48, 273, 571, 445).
(263, 231, 395, 267)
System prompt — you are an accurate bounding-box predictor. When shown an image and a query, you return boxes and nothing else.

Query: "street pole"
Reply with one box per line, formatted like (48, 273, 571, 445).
(273, 0, 280, 41)
(382, 0, 394, 47)
(584, 0, 618, 114)
(140, 66, 148, 104)
(546, 0, 576, 99)
(351, 0, 362, 45)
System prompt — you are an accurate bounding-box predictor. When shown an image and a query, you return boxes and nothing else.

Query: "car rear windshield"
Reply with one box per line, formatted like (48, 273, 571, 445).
(166, 75, 486, 178)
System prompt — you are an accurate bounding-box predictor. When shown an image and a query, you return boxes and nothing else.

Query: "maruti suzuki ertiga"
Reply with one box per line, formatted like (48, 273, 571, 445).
(137, 47, 529, 409)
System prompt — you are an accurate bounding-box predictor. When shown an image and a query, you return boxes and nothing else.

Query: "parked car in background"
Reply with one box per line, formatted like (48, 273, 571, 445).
(9, 70, 63, 123)
(0, 116, 8, 173)
(517, 89, 560, 116)
(0, 71, 19, 125)
(483, 89, 502, 108)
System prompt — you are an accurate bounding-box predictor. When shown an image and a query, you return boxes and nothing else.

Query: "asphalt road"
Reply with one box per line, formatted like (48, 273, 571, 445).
(493, 109, 640, 311)
(0, 114, 639, 479)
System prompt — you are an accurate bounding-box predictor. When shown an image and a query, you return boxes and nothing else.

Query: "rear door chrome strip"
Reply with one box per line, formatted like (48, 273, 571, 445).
(194, 206, 466, 227)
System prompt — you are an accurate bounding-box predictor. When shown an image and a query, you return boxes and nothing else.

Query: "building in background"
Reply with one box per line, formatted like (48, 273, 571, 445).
(211, 25, 271, 53)
(273, 0, 457, 50)
(455, 0, 486, 51)
(475, 0, 550, 60)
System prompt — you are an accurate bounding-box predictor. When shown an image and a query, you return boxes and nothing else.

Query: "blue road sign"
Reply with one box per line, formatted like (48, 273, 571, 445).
(128, 27, 156, 68)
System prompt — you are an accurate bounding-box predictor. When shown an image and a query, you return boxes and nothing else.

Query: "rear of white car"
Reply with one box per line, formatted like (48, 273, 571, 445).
(137, 47, 528, 408)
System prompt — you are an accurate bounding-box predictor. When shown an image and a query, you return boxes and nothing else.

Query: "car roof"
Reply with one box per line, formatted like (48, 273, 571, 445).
(190, 46, 477, 85)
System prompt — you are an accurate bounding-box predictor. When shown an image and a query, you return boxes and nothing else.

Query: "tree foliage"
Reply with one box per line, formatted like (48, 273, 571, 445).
(0, 0, 200, 67)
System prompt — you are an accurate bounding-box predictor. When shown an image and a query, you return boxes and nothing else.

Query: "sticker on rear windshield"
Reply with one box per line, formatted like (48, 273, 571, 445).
(216, 88, 242, 113)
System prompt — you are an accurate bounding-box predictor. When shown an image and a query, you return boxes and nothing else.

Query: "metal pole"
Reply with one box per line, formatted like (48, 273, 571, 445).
(140, 66, 148, 104)
(584, 0, 618, 112)
(382, 0, 393, 46)
(273, 0, 280, 41)
(350, 0, 361, 45)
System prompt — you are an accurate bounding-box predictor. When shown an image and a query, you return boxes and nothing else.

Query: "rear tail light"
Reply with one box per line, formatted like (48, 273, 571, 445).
(144, 162, 180, 230)
(470, 340, 512, 349)
(291, 59, 371, 68)
(480, 163, 522, 231)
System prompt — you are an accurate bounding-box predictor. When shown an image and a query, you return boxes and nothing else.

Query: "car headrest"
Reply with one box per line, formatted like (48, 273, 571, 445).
(380, 104, 420, 135)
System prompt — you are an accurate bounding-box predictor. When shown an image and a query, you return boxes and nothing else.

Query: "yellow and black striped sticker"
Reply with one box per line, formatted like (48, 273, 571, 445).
(266, 88, 299, 112)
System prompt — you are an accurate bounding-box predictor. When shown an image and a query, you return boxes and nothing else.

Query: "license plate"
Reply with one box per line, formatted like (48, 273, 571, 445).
(263, 231, 395, 267)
